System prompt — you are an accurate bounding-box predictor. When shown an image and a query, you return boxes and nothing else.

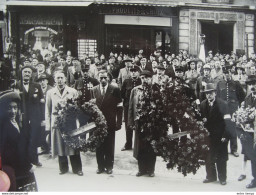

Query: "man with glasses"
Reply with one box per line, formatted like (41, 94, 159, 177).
(121, 65, 142, 151)
(128, 70, 156, 177)
(92, 70, 123, 174)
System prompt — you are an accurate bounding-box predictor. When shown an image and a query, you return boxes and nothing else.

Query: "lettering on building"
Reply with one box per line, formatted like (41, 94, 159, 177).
(20, 14, 63, 25)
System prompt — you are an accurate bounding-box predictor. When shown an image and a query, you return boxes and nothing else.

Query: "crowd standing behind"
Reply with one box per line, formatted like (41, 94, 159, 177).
(1, 46, 256, 191)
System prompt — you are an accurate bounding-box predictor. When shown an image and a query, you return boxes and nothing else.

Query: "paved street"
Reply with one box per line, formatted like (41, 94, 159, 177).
(34, 123, 256, 192)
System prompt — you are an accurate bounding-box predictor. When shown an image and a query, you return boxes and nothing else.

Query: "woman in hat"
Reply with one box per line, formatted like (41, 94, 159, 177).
(0, 90, 37, 191)
(184, 60, 200, 90)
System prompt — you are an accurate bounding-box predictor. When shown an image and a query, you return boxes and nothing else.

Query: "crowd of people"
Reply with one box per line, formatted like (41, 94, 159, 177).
(1, 46, 256, 191)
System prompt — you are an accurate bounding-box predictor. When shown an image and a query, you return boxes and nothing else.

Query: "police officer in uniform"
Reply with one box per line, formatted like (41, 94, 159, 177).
(75, 64, 99, 105)
(121, 65, 142, 151)
(216, 66, 246, 157)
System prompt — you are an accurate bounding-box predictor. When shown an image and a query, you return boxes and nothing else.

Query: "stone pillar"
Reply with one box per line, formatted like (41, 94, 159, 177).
(245, 14, 255, 56)
(179, 10, 189, 52)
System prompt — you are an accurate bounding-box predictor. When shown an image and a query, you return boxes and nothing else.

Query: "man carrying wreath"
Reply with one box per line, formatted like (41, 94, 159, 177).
(128, 70, 156, 177)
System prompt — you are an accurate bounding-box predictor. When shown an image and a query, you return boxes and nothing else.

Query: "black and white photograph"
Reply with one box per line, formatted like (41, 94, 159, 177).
(0, 0, 256, 193)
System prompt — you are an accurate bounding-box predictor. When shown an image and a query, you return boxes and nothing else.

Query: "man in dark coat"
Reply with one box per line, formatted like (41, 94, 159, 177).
(121, 65, 141, 151)
(216, 66, 246, 157)
(128, 70, 156, 177)
(15, 65, 44, 167)
(92, 70, 123, 174)
(200, 83, 231, 185)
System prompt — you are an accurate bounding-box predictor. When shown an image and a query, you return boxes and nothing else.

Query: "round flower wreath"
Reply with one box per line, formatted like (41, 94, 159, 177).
(54, 98, 108, 152)
(135, 81, 210, 176)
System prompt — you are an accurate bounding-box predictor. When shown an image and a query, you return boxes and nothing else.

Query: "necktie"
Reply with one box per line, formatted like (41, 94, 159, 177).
(102, 86, 106, 96)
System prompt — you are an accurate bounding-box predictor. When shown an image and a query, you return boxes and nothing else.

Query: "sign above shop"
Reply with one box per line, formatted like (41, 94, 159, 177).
(105, 15, 172, 27)
(20, 14, 63, 25)
(24, 26, 58, 35)
(98, 5, 177, 17)
(202, 0, 233, 3)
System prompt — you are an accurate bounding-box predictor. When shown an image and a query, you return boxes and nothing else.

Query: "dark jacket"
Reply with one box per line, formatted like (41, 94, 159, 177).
(121, 78, 142, 108)
(216, 79, 246, 114)
(0, 119, 32, 177)
(92, 84, 122, 132)
(200, 98, 230, 161)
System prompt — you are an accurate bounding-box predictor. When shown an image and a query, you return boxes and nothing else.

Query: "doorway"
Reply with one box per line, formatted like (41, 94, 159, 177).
(105, 25, 173, 57)
(201, 22, 234, 54)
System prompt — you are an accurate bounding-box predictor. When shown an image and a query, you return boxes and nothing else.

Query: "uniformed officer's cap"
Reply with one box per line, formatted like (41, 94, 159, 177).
(156, 63, 166, 70)
(82, 64, 90, 70)
(175, 66, 183, 72)
(222, 65, 232, 74)
(72, 57, 79, 61)
(130, 65, 141, 72)
(140, 70, 152, 77)
(246, 75, 256, 85)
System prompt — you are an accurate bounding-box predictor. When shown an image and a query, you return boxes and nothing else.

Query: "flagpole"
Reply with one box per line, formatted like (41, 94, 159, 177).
(199, 34, 206, 63)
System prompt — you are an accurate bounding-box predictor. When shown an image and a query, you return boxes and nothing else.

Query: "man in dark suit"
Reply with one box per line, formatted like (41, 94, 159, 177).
(216, 66, 246, 157)
(200, 83, 231, 185)
(140, 57, 152, 73)
(121, 65, 141, 151)
(92, 70, 123, 174)
(15, 65, 44, 167)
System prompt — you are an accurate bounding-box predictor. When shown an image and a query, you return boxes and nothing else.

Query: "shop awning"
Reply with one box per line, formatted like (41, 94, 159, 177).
(93, 1, 180, 7)
(6, 0, 93, 6)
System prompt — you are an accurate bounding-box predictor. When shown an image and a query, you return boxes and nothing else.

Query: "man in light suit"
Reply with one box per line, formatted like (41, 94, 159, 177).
(45, 71, 83, 176)
(92, 70, 123, 174)
(118, 58, 132, 88)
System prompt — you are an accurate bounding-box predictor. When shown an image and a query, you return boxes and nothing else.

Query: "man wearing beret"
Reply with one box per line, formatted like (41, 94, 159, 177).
(216, 66, 246, 157)
(121, 65, 142, 151)
(128, 70, 156, 177)
(92, 70, 123, 174)
(15, 65, 44, 167)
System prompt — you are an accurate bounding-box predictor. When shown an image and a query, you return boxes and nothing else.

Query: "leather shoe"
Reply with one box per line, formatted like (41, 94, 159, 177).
(238, 174, 246, 181)
(106, 169, 113, 174)
(246, 182, 256, 189)
(203, 179, 216, 183)
(96, 169, 104, 174)
(136, 172, 145, 177)
(59, 170, 68, 175)
(33, 162, 42, 167)
(121, 146, 132, 151)
(148, 172, 155, 177)
(231, 152, 239, 157)
(76, 171, 83, 176)
(220, 181, 227, 185)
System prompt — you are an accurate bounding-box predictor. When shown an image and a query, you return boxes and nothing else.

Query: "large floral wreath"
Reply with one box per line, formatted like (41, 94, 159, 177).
(135, 80, 210, 176)
(53, 98, 108, 152)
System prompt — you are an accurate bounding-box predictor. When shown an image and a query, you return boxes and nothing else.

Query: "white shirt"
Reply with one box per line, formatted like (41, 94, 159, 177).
(23, 82, 29, 92)
(100, 83, 108, 96)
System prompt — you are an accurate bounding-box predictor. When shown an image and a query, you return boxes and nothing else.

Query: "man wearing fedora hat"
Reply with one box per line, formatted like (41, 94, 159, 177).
(152, 63, 169, 85)
(216, 66, 246, 157)
(33, 62, 54, 87)
(195, 63, 214, 103)
(128, 70, 157, 177)
(200, 83, 231, 185)
(15, 65, 44, 167)
(121, 65, 142, 151)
